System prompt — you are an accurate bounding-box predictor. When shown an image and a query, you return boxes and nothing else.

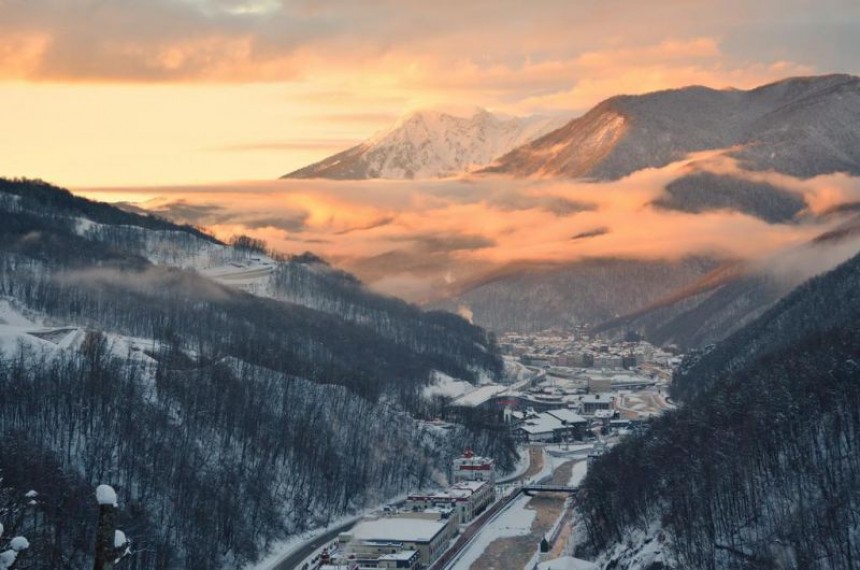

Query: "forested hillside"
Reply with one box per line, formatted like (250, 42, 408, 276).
(594, 216, 860, 349)
(0, 178, 509, 569)
(578, 250, 860, 569)
(436, 256, 723, 333)
(483, 74, 860, 180)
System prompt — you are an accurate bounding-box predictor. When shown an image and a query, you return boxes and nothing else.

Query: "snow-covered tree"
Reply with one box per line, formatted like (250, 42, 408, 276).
(0, 498, 29, 570)
(93, 485, 131, 570)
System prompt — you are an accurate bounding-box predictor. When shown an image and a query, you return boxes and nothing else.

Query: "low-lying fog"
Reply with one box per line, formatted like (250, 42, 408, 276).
(79, 152, 860, 302)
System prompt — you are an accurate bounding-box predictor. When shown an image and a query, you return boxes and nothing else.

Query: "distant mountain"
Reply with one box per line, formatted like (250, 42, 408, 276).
(594, 214, 860, 348)
(282, 108, 567, 179)
(432, 256, 726, 333)
(593, 261, 786, 349)
(579, 241, 860, 569)
(0, 178, 509, 569)
(482, 74, 860, 180)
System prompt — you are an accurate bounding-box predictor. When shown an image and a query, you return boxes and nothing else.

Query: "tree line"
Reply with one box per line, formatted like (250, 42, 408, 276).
(577, 251, 860, 569)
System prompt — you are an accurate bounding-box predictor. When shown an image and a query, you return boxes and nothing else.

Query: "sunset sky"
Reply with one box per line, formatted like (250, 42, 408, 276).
(1, 0, 859, 187)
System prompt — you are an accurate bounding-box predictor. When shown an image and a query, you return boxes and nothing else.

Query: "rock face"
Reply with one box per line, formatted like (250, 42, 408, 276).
(482, 74, 860, 180)
(282, 108, 567, 179)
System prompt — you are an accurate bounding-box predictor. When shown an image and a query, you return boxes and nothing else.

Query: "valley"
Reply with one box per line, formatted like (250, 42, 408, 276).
(0, 0, 859, 567)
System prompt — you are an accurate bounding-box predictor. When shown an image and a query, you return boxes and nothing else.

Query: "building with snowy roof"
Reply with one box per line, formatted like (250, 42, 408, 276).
(514, 409, 587, 443)
(578, 393, 615, 415)
(406, 480, 494, 524)
(452, 450, 495, 483)
(376, 550, 420, 568)
(350, 549, 419, 569)
(340, 515, 455, 567)
(546, 409, 587, 426)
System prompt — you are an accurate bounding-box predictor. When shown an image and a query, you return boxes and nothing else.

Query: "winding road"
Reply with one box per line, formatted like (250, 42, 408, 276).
(272, 519, 357, 570)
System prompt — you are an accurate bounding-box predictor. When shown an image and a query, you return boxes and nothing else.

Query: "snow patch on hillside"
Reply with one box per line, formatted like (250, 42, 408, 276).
(592, 522, 676, 570)
(0, 300, 34, 328)
(73, 215, 279, 294)
(422, 371, 473, 400)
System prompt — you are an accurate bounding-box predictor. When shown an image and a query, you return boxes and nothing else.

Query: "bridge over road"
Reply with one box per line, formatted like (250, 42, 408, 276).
(521, 484, 578, 495)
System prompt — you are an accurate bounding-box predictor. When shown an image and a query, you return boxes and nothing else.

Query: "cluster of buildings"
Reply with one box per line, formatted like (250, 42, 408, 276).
(499, 331, 681, 374)
(320, 452, 496, 570)
(443, 331, 679, 439)
(513, 408, 588, 443)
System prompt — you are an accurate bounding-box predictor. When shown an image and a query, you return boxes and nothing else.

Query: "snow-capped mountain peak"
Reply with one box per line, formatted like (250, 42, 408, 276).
(282, 108, 568, 180)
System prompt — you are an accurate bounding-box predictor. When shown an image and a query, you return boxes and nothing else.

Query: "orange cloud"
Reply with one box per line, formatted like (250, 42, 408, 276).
(78, 155, 860, 301)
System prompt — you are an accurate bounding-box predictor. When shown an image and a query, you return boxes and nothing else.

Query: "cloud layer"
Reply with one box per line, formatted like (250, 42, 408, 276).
(81, 154, 860, 301)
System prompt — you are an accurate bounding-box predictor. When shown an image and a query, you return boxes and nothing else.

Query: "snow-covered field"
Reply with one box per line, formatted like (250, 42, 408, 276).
(568, 461, 588, 488)
(450, 494, 537, 570)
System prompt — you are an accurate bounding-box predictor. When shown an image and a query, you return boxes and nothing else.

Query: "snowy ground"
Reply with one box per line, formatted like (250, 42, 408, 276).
(528, 447, 580, 484)
(248, 490, 415, 570)
(537, 556, 598, 570)
(423, 371, 475, 400)
(449, 494, 537, 570)
(241, 513, 362, 570)
(614, 389, 673, 419)
(545, 443, 595, 458)
(568, 461, 588, 488)
(591, 522, 672, 570)
(450, 384, 509, 407)
(451, 453, 588, 570)
(497, 446, 532, 484)
(198, 258, 276, 292)
(503, 357, 533, 383)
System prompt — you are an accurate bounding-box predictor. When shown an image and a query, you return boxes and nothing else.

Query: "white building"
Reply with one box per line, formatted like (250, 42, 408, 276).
(578, 394, 614, 415)
(452, 450, 495, 483)
(341, 515, 455, 567)
(406, 480, 494, 524)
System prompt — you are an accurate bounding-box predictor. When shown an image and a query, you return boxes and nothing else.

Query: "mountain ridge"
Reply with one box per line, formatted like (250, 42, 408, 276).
(481, 73, 860, 180)
(282, 108, 567, 179)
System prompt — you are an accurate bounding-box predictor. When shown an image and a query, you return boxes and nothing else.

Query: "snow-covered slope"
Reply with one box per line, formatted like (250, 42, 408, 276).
(0, 177, 512, 570)
(482, 74, 860, 180)
(282, 108, 567, 179)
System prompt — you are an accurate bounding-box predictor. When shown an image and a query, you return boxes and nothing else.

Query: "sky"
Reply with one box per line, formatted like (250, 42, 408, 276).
(1, 0, 859, 187)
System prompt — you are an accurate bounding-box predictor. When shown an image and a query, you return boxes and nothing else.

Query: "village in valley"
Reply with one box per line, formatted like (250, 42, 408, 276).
(293, 330, 679, 570)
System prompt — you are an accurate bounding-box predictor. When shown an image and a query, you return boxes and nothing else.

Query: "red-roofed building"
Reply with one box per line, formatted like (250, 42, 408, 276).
(452, 450, 495, 484)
